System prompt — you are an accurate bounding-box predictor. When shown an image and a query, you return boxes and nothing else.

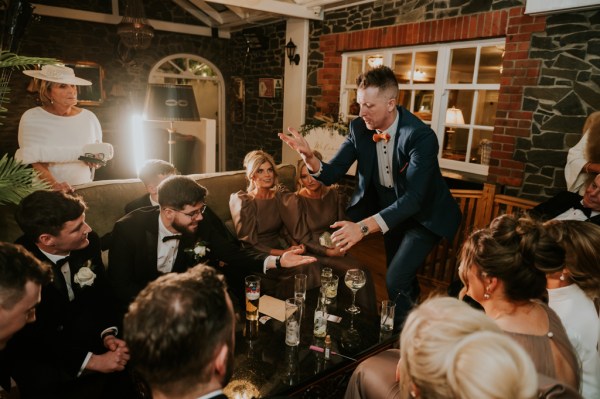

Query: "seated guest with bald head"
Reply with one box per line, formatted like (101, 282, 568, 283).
(124, 265, 233, 399)
(531, 173, 600, 224)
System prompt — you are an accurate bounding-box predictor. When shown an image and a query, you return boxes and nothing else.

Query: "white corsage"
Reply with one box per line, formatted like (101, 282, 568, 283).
(185, 241, 210, 262)
(74, 260, 97, 288)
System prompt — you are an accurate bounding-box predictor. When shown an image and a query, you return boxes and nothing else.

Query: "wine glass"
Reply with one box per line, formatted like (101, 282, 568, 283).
(344, 269, 366, 314)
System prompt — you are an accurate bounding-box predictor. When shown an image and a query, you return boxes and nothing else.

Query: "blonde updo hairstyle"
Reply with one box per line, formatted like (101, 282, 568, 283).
(244, 150, 278, 192)
(459, 214, 564, 302)
(399, 297, 538, 399)
(544, 219, 600, 299)
(295, 150, 323, 191)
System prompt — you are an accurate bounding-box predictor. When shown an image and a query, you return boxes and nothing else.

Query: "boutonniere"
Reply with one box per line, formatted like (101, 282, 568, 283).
(74, 260, 97, 288)
(185, 241, 210, 262)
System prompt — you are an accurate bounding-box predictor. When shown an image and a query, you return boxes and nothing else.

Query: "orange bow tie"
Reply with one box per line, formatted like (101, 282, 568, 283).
(373, 132, 391, 143)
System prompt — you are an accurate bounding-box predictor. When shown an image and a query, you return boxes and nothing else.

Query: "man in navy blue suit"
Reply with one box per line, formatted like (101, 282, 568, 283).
(280, 66, 461, 325)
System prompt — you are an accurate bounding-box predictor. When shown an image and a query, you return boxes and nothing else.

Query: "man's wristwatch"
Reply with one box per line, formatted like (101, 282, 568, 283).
(358, 221, 369, 237)
(275, 256, 282, 269)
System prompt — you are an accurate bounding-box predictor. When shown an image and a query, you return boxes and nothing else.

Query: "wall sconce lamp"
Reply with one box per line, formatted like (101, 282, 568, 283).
(285, 38, 300, 65)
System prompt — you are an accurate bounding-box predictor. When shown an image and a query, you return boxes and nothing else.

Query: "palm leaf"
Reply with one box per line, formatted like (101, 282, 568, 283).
(0, 51, 58, 69)
(0, 154, 50, 205)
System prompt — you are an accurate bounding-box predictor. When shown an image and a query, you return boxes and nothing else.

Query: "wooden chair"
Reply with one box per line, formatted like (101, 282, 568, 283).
(491, 194, 539, 219)
(417, 183, 539, 294)
(417, 185, 492, 293)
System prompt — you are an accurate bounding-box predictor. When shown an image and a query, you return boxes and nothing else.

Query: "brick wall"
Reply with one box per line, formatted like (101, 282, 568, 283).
(308, 1, 599, 200)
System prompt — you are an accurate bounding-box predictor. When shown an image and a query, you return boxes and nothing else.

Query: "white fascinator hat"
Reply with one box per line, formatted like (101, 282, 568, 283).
(23, 64, 92, 86)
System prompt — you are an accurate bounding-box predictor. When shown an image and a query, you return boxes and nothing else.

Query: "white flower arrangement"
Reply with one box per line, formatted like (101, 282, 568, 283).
(185, 241, 210, 262)
(74, 260, 96, 288)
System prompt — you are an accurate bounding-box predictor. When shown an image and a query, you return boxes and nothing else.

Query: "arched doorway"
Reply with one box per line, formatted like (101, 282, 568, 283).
(148, 54, 226, 171)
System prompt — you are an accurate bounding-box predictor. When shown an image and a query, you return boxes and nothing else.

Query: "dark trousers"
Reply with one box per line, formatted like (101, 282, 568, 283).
(383, 219, 440, 328)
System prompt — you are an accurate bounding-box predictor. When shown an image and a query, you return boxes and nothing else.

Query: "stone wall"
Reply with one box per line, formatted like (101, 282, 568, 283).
(518, 11, 600, 198)
(228, 23, 287, 170)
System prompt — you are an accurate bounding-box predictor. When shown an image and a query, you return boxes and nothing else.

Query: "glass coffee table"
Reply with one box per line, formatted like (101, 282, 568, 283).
(224, 285, 397, 398)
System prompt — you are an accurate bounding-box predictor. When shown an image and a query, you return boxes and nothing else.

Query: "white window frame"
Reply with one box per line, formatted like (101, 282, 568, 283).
(340, 38, 505, 176)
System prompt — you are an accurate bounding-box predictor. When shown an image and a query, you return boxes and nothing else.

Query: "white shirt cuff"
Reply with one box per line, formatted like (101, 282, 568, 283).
(309, 161, 323, 178)
(100, 326, 118, 340)
(264, 256, 278, 273)
(77, 352, 93, 377)
(373, 213, 389, 234)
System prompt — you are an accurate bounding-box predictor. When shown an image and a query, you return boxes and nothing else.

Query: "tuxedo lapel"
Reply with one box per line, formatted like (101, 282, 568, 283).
(173, 235, 195, 272)
(144, 214, 160, 274)
(23, 243, 70, 302)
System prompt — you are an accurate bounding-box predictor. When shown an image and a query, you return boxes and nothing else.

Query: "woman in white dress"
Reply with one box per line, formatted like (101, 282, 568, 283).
(16, 64, 105, 192)
(545, 220, 600, 399)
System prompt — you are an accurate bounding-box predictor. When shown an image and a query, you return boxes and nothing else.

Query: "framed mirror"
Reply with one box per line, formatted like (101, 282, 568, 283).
(65, 61, 105, 105)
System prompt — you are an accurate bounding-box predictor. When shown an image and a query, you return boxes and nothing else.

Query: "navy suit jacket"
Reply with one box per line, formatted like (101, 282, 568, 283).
(8, 232, 115, 396)
(319, 106, 461, 239)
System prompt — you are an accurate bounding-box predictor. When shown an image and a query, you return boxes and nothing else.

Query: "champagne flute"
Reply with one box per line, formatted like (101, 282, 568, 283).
(344, 269, 366, 314)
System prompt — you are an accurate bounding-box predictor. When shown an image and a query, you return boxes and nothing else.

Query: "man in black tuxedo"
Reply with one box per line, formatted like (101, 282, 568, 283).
(8, 190, 133, 399)
(0, 243, 52, 393)
(108, 175, 316, 316)
(124, 265, 233, 399)
(280, 66, 461, 325)
(124, 159, 177, 214)
(531, 173, 600, 225)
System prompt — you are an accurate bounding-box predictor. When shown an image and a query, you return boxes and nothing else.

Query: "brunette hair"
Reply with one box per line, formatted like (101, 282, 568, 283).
(0, 243, 52, 310)
(459, 214, 564, 302)
(157, 176, 207, 210)
(124, 265, 232, 396)
(16, 190, 86, 241)
(544, 219, 600, 299)
(356, 66, 399, 100)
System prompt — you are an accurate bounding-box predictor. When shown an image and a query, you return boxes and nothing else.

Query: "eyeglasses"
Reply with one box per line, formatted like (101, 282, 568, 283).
(168, 204, 207, 218)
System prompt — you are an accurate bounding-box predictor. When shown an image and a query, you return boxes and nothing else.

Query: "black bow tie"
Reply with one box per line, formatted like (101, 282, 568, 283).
(55, 256, 70, 267)
(573, 202, 592, 218)
(162, 235, 182, 242)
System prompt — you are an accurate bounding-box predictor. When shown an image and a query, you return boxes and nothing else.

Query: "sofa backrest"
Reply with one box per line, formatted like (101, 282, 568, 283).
(0, 164, 296, 243)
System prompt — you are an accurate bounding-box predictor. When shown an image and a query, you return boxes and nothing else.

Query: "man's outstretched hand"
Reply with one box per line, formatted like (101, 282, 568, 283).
(280, 247, 317, 268)
(278, 127, 320, 173)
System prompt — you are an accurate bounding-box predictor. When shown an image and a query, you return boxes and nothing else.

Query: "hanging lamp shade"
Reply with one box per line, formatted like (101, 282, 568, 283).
(117, 0, 154, 50)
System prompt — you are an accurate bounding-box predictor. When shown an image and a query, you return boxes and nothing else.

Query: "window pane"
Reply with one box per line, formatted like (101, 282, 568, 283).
(346, 89, 359, 117)
(415, 51, 437, 83)
(397, 90, 411, 109)
(442, 127, 469, 161)
(477, 46, 503, 84)
(366, 54, 384, 71)
(346, 56, 363, 85)
(447, 90, 473, 124)
(473, 90, 499, 126)
(392, 53, 412, 83)
(471, 129, 493, 165)
(414, 90, 434, 121)
(448, 48, 476, 84)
